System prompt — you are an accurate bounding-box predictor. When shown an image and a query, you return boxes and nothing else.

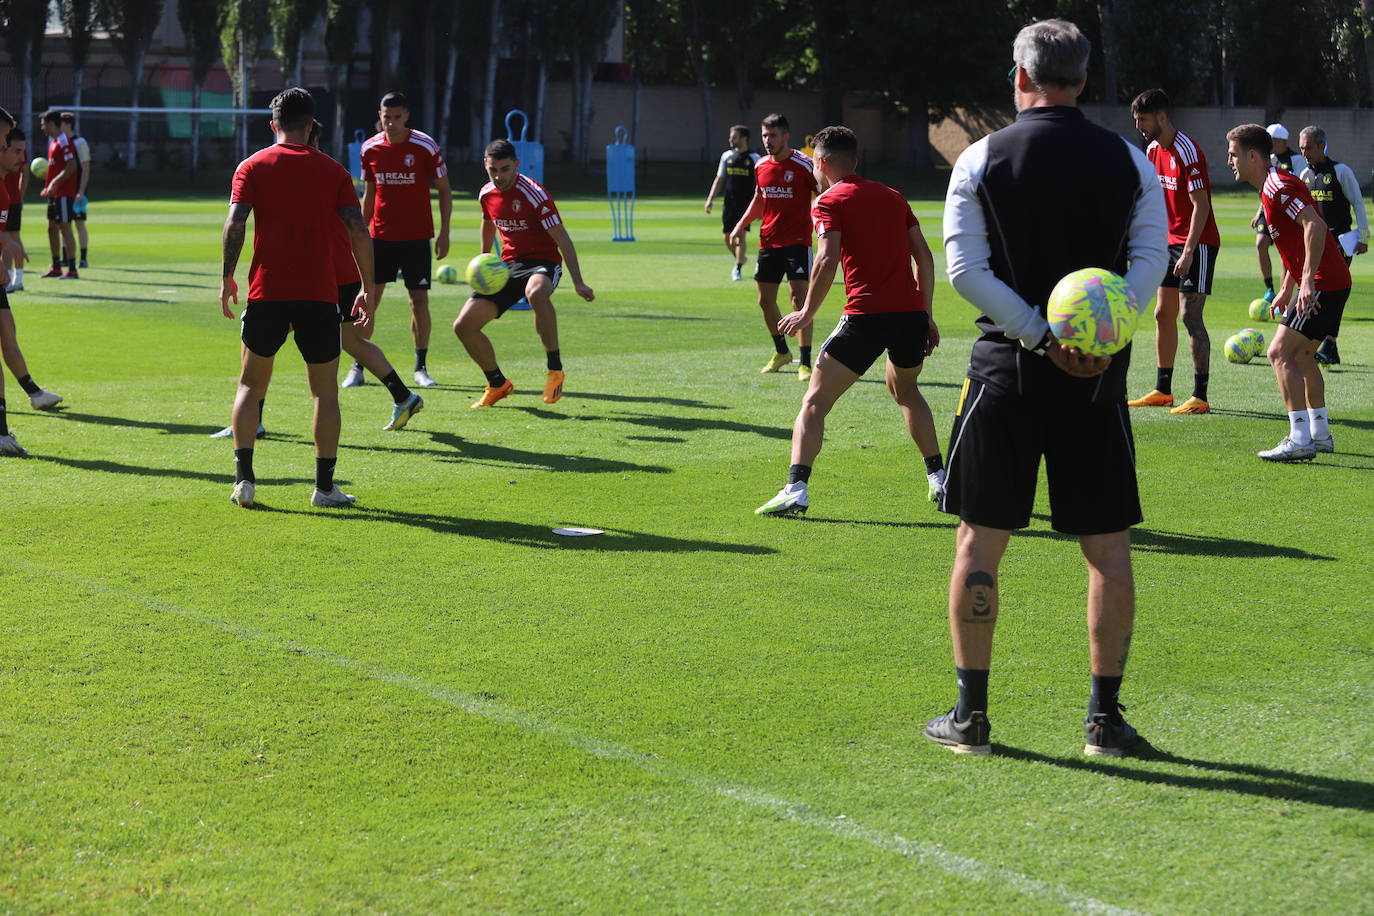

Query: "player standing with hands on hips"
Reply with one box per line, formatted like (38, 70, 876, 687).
(929, 19, 1167, 756)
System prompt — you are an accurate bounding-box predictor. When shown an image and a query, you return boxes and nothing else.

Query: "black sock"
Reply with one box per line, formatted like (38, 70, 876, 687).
(379, 370, 412, 404)
(257, 398, 265, 424)
(956, 667, 989, 719)
(234, 447, 255, 484)
(352, 360, 364, 374)
(66, 259, 75, 270)
(80, 247, 87, 261)
(1192, 373, 1209, 401)
(1088, 674, 1123, 718)
(0, 397, 8, 436)
(60, 248, 67, 264)
(1155, 367, 1173, 395)
(51, 257, 60, 269)
(1264, 277, 1274, 293)
(788, 463, 811, 485)
(414, 348, 428, 372)
(771, 334, 789, 355)
(923, 453, 944, 475)
(315, 456, 337, 491)
(15, 374, 39, 396)
(483, 367, 506, 388)
(799, 346, 812, 368)
(546, 349, 562, 371)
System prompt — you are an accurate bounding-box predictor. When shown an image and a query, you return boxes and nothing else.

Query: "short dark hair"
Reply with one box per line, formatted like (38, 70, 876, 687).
(730, 124, 749, 138)
(484, 138, 516, 160)
(270, 87, 314, 132)
(40, 109, 63, 127)
(7, 128, 26, 145)
(380, 91, 408, 110)
(1130, 88, 1169, 116)
(1227, 123, 1272, 158)
(761, 113, 789, 132)
(307, 118, 324, 148)
(812, 125, 857, 158)
(60, 111, 75, 125)
(965, 571, 995, 588)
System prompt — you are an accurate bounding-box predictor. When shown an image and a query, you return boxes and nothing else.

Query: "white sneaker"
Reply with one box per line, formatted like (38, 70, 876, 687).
(1312, 435, 1335, 454)
(755, 482, 808, 516)
(731, 264, 743, 281)
(4, 281, 22, 293)
(28, 389, 63, 410)
(926, 468, 946, 503)
(341, 364, 366, 388)
(230, 480, 255, 507)
(413, 369, 437, 388)
(0, 433, 28, 456)
(1258, 436, 1316, 462)
(311, 485, 356, 507)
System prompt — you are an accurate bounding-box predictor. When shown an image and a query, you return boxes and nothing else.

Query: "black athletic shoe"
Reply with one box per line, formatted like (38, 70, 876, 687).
(924, 707, 991, 755)
(1314, 338, 1340, 366)
(1084, 711, 1138, 757)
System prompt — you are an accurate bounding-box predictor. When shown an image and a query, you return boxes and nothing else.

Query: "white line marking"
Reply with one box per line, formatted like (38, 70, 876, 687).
(18, 560, 1140, 915)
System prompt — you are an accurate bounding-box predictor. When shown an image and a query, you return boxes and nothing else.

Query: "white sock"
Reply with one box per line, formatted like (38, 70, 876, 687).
(14, 268, 22, 283)
(1288, 410, 1312, 446)
(1308, 407, 1330, 439)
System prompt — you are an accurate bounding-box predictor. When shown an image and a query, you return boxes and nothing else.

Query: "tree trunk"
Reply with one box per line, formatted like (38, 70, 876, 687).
(1361, 0, 1374, 105)
(238, 28, 250, 162)
(481, 0, 498, 148)
(439, 41, 457, 152)
(579, 61, 594, 164)
(468, 57, 484, 161)
(534, 57, 547, 143)
(694, 57, 713, 165)
(1098, 0, 1118, 104)
(73, 68, 84, 109)
(128, 44, 146, 169)
(630, 68, 640, 146)
(422, 2, 436, 132)
(191, 78, 202, 175)
(333, 62, 350, 161)
(734, 55, 751, 125)
(1263, 75, 1281, 126)
(19, 55, 32, 134)
(293, 31, 305, 86)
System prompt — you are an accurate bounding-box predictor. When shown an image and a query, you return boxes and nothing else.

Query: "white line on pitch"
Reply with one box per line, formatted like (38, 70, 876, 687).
(22, 561, 1141, 916)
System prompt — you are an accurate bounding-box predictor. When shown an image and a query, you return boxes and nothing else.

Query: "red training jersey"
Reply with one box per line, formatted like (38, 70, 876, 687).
(812, 176, 923, 315)
(754, 149, 817, 249)
(46, 133, 77, 198)
(0, 178, 10, 231)
(4, 170, 21, 205)
(1261, 170, 1351, 291)
(479, 174, 563, 264)
(230, 142, 359, 303)
(360, 129, 447, 241)
(331, 218, 361, 286)
(1146, 130, 1220, 247)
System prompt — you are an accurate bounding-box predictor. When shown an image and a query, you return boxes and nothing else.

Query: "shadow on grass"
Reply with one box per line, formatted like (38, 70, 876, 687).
(508, 406, 790, 440)
(593, 313, 715, 322)
(1022, 516, 1335, 560)
(99, 267, 219, 278)
(30, 409, 227, 437)
(997, 739, 1374, 813)
(259, 504, 776, 554)
(44, 292, 175, 304)
(422, 430, 671, 474)
(27, 453, 318, 486)
(1212, 408, 1374, 432)
(563, 390, 729, 410)
(793, 516, 955, 530)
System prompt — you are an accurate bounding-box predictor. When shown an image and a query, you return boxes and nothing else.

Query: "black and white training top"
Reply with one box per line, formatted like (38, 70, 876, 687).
(943, 106, 1168, 402)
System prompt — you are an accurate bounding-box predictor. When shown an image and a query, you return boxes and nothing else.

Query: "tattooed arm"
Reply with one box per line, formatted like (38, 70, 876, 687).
(220, 202, 251, 318)
(340, 204, 376, 328)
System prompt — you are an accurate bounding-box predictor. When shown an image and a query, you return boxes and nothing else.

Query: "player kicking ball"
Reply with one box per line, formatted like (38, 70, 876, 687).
(1228, 123, 1350, 461)
(454, 139, 594, 408)
(755, 126, 943, 517)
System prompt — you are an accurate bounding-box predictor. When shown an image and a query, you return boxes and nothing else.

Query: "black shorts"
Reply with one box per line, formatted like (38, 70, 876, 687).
(1159, 243, 1217, 295)
(47, 198, 74, 224)
(1280, 287, 1349, 342)
(0, 286, 9, 310)
(940, 377, 1142, 535)
(241, 300, 344, 364)
(820, 311, 929, 375)
(475, 259, 562, 316)
(722, 200, 750, 235)
(754, 245, 811, 284)
(373, 238, 431, 290)
(336, 282, 362, 322)
(8, 203, 22, 232)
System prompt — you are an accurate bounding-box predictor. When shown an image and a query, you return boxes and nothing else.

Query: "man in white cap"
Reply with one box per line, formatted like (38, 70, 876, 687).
(1251, 123, 1309, 303)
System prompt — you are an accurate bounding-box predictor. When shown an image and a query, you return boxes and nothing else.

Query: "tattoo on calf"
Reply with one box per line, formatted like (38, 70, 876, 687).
(965, 570, 996, 619)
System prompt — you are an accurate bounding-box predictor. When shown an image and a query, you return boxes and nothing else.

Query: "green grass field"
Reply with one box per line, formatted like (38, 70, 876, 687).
(2, 186, 1372, 914)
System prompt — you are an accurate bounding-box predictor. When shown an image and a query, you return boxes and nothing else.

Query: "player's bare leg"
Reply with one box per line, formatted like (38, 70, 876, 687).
(358, 282, 387, 342)
(408, 288, 431, 349)
(1261, 325, 1322, 461)
(755, 281, 792, 373)
(1080, 529, 1139, 754)
(233, 350, 274, 450)
(526, 275, 566, 404)
(885, 359, 939, 458)
(1256, 233, 1275, 298)
(1129, 286, 1179, 406)
(45, 221, 60, 273)
(787, 277, 813, 379)
(756, 350, 856, 517)
(948, 521, 1012, 670)
(305, 358, 342, 457)
(58, 223, 76, 274)
(341, 323, 395, 379)
(1171, 291, 1211, 413)
(454, 297, 513, 407)
(0, 310, 33, 380)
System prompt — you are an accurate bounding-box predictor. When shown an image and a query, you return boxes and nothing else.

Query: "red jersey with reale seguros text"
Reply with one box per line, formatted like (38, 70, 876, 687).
(1146, 130, 1221, 247)
(1261, 169, 1351, 291)
(755, 149, 817, 249)
(479, 174, 563, 264)
(360, 129, 446, 241)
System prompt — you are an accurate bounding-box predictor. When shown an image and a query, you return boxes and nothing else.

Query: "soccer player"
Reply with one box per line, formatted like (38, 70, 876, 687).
(1298, 125, 1365, 366)
(454, 138, 594, 408)
(0, 126, 65, 455)
(930, 20, 1167, 756)
(754, 126, 944, 517)
(2, 114, 27, 292)
(729, 113, 819, 380)
(220, 88, 376, 508)
(37, 109, 79, 279)
(1126, 89, 1219, 414)
(59, 112, 91, 267)
(354, 91, 451, 389)
(704, 125, 761, 280)
(1227, 123, 1351, 462)
(1250, 124, 1308, 306)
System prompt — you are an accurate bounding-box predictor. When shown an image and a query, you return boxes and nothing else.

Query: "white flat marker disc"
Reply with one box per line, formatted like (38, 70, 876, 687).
(553, 527, 604, 536)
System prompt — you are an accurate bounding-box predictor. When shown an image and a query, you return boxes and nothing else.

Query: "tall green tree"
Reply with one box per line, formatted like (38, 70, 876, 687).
(99, 0, 166, 169)
(268, 0, 324, 86)
(177, 0, 222, 173)
(0, 0, 51, 131)
(61, 0, 96, 109)
(221, 0, 266, 161)
(559, 0, 620, 164)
